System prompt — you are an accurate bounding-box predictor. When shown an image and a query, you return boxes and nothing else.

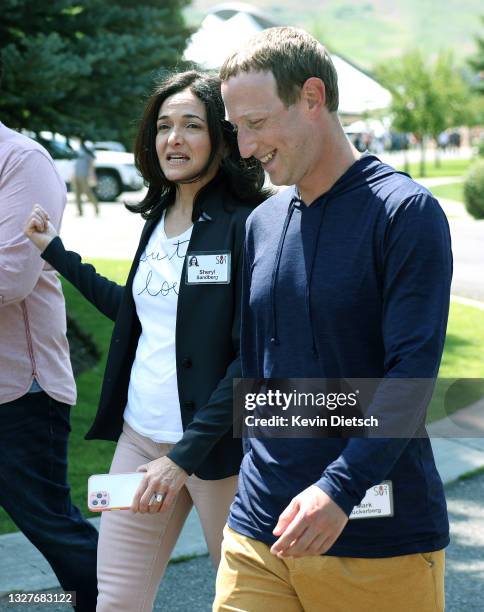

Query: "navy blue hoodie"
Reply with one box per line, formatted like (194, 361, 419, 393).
(229, 155, 452, 557)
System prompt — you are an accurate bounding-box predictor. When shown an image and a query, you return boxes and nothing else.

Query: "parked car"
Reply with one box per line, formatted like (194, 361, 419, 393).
(31, 134, 77, 186)
(93, 149, 144, 201)
(29, 132, 144, 202)
(93, 141, 126, 152)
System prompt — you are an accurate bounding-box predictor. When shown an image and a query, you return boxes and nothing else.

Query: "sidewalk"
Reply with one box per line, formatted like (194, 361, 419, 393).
(0, 508, 206, 596)
(428, 399, 484, 482)
(57, 192, 145, 260)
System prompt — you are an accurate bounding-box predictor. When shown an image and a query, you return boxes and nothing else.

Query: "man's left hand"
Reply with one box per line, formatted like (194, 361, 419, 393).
(131, 456, 188, 514)
(271, 485, 348, 557)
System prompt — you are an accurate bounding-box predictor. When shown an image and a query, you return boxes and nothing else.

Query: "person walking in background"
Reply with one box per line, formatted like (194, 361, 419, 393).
(0, 64, 98, 610)
(74, 141, 99, 216)
(25, 70, 268, 612)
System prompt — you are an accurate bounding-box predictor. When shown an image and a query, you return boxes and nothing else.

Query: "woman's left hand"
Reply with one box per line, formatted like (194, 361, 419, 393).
(131, 456, 188, 514)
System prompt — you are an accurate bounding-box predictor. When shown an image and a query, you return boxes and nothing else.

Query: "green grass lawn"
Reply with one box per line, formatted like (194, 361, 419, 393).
(0, 265, 482, 534)
(439, 302, 484, 379)
(430, 181, 464, 203)
(428, 301, 484, 422)
(396, 158, 472, 179)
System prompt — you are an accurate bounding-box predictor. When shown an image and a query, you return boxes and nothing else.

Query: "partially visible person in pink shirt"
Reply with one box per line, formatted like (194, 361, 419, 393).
(0, 61, 98, 609)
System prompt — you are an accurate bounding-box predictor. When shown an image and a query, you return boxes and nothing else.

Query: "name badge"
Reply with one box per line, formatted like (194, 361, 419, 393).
(349, 481, 393, 520)
(185, 251, 231, 285)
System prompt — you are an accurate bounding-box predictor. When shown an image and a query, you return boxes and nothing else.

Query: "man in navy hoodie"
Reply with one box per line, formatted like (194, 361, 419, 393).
(215, 26, 452, 612)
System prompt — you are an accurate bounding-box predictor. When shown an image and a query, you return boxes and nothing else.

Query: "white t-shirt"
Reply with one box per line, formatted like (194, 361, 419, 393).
(124, 211, 193, 443)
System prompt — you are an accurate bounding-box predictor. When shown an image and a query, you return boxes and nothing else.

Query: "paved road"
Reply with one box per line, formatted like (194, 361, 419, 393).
(448, 218, 484, 302)
(3, 471, 483, 611)
(445, 471, 484, 611)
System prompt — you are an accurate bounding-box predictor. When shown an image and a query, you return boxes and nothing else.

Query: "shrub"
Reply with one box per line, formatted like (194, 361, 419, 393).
(478, 140, 484, 158)
(464, 160, 484, 219)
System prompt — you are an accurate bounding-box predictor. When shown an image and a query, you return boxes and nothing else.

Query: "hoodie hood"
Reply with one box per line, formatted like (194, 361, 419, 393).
(269, 154, 408, 353)
(294, 153, 408, 205)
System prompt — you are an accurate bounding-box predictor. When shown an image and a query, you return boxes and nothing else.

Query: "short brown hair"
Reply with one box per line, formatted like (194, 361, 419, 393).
(220, 27, 339, 111)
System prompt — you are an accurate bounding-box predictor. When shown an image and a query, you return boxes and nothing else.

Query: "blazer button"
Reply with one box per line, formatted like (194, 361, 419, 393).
(183, 401, 195, 409)
(181, 357, 192, 368)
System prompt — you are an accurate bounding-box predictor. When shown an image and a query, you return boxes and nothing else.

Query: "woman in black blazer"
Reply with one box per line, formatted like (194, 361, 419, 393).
(25, 71, 268, 612)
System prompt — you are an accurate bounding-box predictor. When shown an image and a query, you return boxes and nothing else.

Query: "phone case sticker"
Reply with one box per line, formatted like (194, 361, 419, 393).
(87, 473, 144, 511)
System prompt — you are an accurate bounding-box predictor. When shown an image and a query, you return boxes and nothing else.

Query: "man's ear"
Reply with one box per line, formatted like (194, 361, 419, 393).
(301, 78, 326, 114)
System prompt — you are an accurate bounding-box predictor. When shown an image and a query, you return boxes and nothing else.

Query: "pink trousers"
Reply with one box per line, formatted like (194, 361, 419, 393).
(96, 421, 238, 611)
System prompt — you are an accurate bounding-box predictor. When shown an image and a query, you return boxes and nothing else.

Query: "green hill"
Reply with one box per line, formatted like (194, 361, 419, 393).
(188, 0, 482, 70)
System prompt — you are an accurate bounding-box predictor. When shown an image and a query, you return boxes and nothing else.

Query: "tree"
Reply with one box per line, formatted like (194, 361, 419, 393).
(468, 16, 484, 96)
(376, 49, 469, 176)
(467, 16, 484, 153)
(427, 51, 472, 167)
(0, 0, 192, 147)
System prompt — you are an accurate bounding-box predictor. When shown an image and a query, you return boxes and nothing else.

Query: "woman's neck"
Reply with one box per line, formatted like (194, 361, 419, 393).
(172, 187, 195, 218)
(172, 166, 218, 216)
(164, 173, 216, 238)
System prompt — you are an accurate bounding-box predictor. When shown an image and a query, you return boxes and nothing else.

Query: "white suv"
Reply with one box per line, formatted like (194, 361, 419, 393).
(93, 149, 144, 201)
(31, 132, 144, 202)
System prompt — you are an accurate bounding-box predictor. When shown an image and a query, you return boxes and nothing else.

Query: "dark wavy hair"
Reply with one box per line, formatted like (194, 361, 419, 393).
(126, 70, 270, 220)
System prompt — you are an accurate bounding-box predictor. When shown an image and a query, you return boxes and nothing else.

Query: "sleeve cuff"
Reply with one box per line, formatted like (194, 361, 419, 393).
(166, 445, 195, 476)
(41, 235, 64, 262)
(315, 476, 363, 517)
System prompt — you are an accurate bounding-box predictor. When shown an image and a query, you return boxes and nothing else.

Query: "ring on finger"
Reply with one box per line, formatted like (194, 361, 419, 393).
(148, 493, 164, 505)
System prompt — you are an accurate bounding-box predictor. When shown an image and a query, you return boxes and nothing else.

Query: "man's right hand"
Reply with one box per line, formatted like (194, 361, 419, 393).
(271, 485, 348, 557)
(24, 205, 58, 252)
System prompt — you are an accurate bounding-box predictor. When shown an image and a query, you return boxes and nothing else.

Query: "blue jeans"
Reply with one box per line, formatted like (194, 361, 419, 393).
(0, 392, 98, 610)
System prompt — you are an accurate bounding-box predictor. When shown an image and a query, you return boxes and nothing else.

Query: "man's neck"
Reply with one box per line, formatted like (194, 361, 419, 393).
(297, 120, 360, 205)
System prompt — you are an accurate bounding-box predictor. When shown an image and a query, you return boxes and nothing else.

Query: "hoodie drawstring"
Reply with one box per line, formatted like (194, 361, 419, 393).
(270, 194, 328, 359)
(270, 198, 297, 346)
(306, 201, 328, 358)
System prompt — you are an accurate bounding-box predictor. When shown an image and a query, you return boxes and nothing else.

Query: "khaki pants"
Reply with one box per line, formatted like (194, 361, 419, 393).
(74, 175, 99, 215)
(214, 526, 445, 612)
(96, 422, 238, 612)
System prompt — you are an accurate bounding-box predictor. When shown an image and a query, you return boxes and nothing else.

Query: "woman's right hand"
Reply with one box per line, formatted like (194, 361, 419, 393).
(24, 205, 58, 252)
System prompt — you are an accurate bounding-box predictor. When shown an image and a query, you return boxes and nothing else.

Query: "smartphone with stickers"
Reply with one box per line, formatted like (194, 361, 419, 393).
(87, 472, 145, 512)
